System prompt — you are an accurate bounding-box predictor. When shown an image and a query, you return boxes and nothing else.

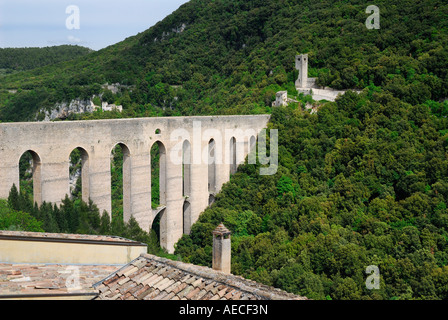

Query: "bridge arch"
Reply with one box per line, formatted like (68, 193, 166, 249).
(208, 139, 216, 205)
(229, 136, 237, 175)
(18, 150, 42, 206)
(182, 139, 192, 234)
(150, 140, 167, 208)
(150, 205, 166, 248)
(110, 142, 131, 222)
(68, 147, 90, 203)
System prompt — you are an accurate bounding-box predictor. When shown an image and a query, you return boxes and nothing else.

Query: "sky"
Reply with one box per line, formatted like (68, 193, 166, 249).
(0, 0, 189, 50)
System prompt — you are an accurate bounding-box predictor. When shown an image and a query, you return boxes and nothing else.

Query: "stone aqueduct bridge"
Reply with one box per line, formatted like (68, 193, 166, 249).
(0, 115, 270, 252)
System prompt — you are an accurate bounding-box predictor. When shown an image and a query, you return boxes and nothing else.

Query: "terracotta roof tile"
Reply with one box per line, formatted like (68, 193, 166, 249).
(232, 290, 243, 300)
(200, 291, 214, 300)
(108, 292, 121, 300)
(195, 289, 208, 300)
(191, 278, 203, 288)
(135, 273, 153, 285)
(117, 276, 130, 286)
(121, 266, 139, 278)
(177, 285, 194, 299)
(225, 288, 236, 299)
(158, 279, 175, 292)
(171, 282, 187, 295)
(210, 293, 220, 300)
(136, 286, 152, 300)
(163, 291, 176, 300)
(146, 275, 164, 287)
(94, 254, 307, 300)
(213, 223, 231, 236)
(143, 289, 161, 300)
(154, 277, 171, 290)
(185, 287, 201, 299)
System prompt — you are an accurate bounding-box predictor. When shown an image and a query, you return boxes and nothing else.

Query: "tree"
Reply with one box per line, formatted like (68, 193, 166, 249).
(100, 211, 111, 234)
(61, 195, 78, 233)
(8, 184, 20, 211)
(0, 199, 43, 232)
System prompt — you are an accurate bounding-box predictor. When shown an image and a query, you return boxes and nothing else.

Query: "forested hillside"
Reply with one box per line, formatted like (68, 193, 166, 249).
(0, 45, 92, 75)
(1, 0, 448, 300)
(0, 0, 447, 121)
(175, 92, 448, 300)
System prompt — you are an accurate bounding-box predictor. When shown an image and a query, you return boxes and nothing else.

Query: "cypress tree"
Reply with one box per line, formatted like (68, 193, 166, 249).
(100, 210, 111, 235)
(7, 184, 20, 211)
(19, 191, 33, 216)
(54, 203, 68, 233)
(87, 199, 101, 231)
(40, 201, 59, 233)
(61, 195, 78, 233)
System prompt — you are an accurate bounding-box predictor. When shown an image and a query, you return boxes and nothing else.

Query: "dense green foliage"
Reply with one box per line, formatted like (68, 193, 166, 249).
(0, 195, 43, 232)
(0, 0, 447, 122)
(2, 0, 448, 300)
(0, 45, 92, 76)
(175, 91, 448, 300)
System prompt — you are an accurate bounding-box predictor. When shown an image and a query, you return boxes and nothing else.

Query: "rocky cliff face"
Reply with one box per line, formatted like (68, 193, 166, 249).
(36, 98, 122, 121)
(36, 99, 96, 121)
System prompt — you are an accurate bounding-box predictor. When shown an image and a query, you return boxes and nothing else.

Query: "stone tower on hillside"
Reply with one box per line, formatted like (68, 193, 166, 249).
(295, 54, 308, 88)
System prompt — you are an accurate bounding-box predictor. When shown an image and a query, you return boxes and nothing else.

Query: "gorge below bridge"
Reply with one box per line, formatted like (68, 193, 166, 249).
(0, 115, 270, 252)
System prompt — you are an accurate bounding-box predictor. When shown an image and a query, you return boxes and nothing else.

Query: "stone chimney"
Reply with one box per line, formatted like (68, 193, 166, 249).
(212, 223, 231, 274)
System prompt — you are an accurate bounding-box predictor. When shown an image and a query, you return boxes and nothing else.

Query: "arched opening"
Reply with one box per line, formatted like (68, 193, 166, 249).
(151, 141, 166, 208)
(182, 140, 191, 198)
(148, 207, 166, 254)
(229, 137, 237, 175)
(68, 147, 89, 202)
(182, 140, 192, 233)
(110, 143, 131, 222)
(183, 200, 191, 235)
(208, 139, 216, 195)
(18, 150, 42, 207)
(149, 141, 167, 249)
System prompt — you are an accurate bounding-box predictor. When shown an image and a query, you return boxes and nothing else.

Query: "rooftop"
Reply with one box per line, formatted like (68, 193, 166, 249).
(94, 253, 307, 300)
(0, 230, 145, 299)
(0, 263, 120, 299)
(0, 230, 144, 246)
